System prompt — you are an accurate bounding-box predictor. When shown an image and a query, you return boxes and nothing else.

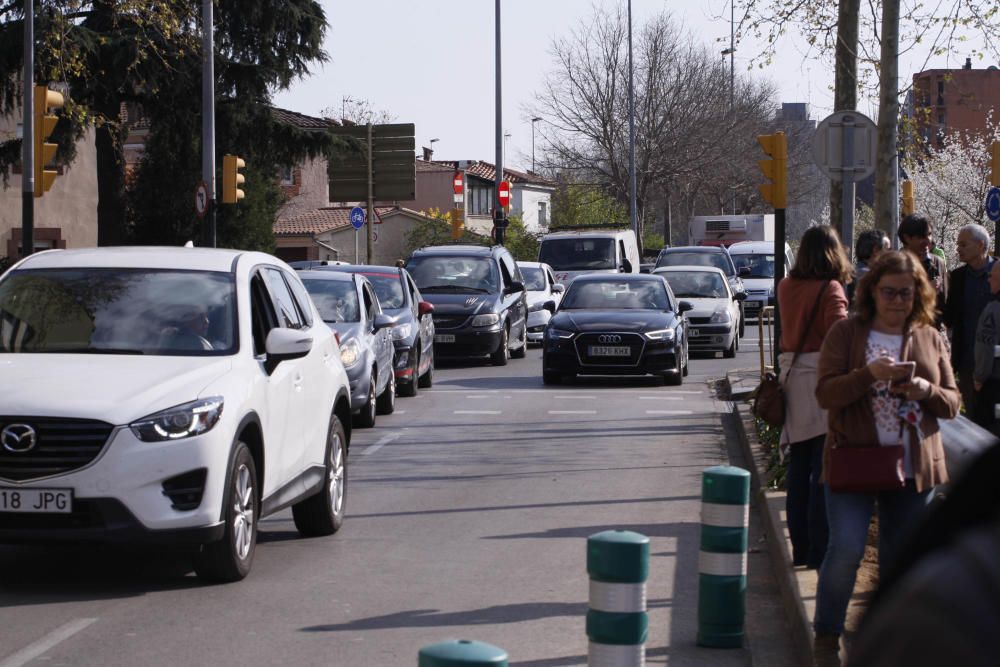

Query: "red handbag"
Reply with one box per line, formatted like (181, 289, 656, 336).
(826, 444, 906, 493)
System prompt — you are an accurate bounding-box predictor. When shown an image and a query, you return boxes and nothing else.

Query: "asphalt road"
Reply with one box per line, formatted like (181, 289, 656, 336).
(0, 326, 792, 666)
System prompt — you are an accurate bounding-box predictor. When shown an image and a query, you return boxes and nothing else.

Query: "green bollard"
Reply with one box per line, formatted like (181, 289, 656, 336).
(418, 639, 508, 667)
(586, 530, 649, 666)
(696, 465, 750, 648)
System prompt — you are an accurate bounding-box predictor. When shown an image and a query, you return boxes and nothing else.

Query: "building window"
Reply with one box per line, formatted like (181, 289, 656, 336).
(280, 165, 294, 186)
(538, 201, 548, 228)
(937, 80, 945, 105)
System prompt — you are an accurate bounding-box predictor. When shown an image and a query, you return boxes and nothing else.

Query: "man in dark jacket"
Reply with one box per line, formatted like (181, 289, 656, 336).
(899, 215, 948, 323)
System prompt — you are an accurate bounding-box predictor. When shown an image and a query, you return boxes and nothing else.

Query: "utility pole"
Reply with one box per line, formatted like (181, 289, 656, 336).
(21, 0, 34, 258)
(531, 117, 542, 173)
(494, 0, 506, 245)
(627, 0, 638, 244)
(201, 0, 216, 247)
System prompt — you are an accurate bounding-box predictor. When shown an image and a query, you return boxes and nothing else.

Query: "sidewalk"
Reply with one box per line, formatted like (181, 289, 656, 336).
(724, 368, 878, 667)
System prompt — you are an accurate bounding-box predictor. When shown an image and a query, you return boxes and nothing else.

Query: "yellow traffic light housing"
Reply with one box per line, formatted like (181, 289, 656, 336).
(222, 154, 246, 204)
(756, 132, 787, 209)
(449, 208, 463, 240)
(991, 141, 999, 187)
(34, 85, 64, 198)
(901, 180, 915, 216)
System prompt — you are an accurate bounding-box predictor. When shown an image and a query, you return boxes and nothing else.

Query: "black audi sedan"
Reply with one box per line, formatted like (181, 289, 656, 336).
(542, 273, 692, 385)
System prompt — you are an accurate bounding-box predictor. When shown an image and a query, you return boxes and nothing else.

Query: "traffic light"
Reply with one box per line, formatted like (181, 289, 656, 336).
(756, 132, 787, 209)
(449, 208, 463, 240)
(34, 85, 64, 198)
(222, 154, 246, 204)
(901, 180, 915, 215)
(991, 141, 999, 186)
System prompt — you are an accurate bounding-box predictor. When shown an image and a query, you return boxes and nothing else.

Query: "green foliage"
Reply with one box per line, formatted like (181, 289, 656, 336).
(501, 214, 540, 262)
(403, 209, 485, 258)
(550, 183, 629, 230)
(755, 418, 787, 490)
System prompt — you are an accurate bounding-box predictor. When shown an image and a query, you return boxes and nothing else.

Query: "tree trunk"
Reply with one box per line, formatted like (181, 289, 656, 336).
(830, 0, 860, 241)
(874, 0, 901, 239)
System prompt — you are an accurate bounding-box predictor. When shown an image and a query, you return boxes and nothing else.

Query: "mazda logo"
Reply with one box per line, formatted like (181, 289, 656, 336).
(1, 424, 37, 453)
(597, 334, 622, 344)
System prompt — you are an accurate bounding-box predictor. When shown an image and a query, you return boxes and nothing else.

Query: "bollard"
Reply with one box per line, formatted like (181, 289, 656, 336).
(418, 639, 508, 667)
(586, 530, 649, 666)
(696, 465, 750, 648)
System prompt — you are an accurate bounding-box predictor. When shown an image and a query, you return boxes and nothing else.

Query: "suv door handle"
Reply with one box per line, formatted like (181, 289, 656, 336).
(293, 373, 303, 390)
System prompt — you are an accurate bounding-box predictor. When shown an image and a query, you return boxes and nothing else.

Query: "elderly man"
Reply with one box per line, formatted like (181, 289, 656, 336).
(944, 223, 995, 422)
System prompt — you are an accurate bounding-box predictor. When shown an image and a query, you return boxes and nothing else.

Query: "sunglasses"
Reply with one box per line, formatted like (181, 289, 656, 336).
(878, 286, 914, 301)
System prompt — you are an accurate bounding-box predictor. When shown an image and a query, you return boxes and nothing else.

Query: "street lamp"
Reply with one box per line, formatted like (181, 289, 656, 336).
(531, 117, 542, 173)
(504, 131, 511, 167)
(429, 137, 439, 160)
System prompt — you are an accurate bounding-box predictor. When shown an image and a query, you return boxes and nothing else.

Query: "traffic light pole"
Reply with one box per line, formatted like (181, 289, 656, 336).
(366, 122, 374, 264)
(21, 0, 34, 258)
(493, 0, 506, 246)
(773, 207, 785, 371)
(201, 0, 216, 248)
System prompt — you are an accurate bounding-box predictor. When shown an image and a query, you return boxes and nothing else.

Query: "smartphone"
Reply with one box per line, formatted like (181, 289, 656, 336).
(890, 361, 916, 387)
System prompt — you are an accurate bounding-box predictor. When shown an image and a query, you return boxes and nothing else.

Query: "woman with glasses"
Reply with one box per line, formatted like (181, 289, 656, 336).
(811, 250, 960, 666)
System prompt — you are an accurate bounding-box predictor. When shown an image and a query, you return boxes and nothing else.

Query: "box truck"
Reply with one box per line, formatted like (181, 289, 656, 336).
(689, 214, 774, 247)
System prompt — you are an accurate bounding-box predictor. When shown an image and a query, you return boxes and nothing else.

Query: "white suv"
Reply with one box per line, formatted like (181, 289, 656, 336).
(0, 247, 352, 582)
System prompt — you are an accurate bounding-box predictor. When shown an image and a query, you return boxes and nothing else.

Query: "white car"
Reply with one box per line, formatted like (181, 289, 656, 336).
(0, 247, 352, 582)
(516, 261, 564, 343)
(727, 241, 794, 321)
(653, 265, 745, 358)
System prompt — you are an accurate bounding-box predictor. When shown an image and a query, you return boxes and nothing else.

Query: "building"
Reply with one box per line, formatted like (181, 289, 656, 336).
(911, 59, 1000, 147)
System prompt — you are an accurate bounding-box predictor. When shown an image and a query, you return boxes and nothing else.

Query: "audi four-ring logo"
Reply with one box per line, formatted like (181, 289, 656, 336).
(597, 334, 622, 344)
(1, 424, 38, 453)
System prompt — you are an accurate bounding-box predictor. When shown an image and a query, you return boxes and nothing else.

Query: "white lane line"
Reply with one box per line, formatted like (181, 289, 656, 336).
(549, 410, 597, 415)
(454, 410, 502, 415)
(465, 395, 492, 399)
(554, 395, 595, 400)
(638, 396, 684, 401)
(664, 390, 702, 395)
(393, 410, 407, 414)
(646, 410, 694, 415)
(0, 618, 98, 667)
(360, 433, 400, 457)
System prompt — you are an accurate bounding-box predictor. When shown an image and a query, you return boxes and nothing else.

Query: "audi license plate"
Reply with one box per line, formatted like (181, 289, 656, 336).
(434, 334, 455, 343)
(0, 487, 73, 514)
(589, 345, 631, 357)
(689, 329, 700, 337)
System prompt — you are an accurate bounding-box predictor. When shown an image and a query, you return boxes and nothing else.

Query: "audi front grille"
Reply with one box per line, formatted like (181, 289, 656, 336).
(0, 417, 115, 482)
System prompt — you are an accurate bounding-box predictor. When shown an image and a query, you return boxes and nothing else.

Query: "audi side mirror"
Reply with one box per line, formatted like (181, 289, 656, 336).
(678, 300, 694, 314)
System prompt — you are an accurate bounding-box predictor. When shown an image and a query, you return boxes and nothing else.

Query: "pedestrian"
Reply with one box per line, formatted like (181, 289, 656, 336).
(972, 261, 1000, 434)
(777, 225, 850, 570)
(812, 250, 961, 666)
(943, 223, 995, 424)
(898, 214, 948, 325)
(847, 229, 890, 304)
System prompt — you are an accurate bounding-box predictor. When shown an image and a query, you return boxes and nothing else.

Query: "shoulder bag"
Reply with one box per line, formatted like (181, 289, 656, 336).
(751, 281, 829, 427)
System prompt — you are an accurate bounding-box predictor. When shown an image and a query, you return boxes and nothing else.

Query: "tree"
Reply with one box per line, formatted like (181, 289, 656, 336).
(403, 208, 484, 256)
(549, 181, 629, 230)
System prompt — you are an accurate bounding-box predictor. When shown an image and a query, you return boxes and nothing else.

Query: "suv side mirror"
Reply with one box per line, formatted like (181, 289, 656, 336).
(418, 301, 434, 316)
(265, 328, 313, 362)
(678, 300, 694, 314)
(373, 313, 395, 330)
(506, 281, 525, 294)
(622, 258, 633, 273)
(552, 283, 565, 293)
(543, 300, 557, 313)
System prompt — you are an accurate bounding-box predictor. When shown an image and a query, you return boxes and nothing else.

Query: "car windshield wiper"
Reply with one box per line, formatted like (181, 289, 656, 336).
(420, 285, 490, 293)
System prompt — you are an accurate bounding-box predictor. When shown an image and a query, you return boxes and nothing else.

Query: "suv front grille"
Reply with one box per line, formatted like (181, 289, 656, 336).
(574, 333, 645, 366)
(0, 417, 114, 481)
(433, 315, 469, 330)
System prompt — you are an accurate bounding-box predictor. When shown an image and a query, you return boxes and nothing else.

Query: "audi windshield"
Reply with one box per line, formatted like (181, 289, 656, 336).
(560, 280, 671, 310)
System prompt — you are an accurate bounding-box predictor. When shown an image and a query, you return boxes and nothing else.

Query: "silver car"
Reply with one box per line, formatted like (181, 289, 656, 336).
(517, 261, 564, 343)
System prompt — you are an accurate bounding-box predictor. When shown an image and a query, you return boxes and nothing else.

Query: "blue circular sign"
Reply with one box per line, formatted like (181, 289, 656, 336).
(987, 187, 1000, 223)
(350, 206, 366, 229)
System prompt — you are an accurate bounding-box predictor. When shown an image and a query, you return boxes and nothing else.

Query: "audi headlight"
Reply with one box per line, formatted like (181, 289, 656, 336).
(645, 328, 675, 341)
(130, 397, 224, 442)
(391, 322, 413, 340)
(340, 339, 361, 368)
(546, 327, 575, 340)
(471, 313, 500, 327)
(710, 309, 732, 324)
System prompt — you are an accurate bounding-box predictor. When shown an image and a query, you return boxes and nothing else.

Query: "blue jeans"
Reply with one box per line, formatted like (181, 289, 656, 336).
(786, 435, 828, 567)
(813, 480, 934, 635)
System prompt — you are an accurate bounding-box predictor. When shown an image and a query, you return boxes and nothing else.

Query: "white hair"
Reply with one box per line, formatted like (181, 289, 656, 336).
(959, 223, 990, 249)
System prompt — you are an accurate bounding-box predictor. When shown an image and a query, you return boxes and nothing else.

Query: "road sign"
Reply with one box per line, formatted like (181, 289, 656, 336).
(987, 187, 1000, 223)
(453, 171, 464, 195)
(350, 206, 366, 229)
(498, 180, 511, 208)
(812, 111, 878, 182)
(194, 181, 209, 218)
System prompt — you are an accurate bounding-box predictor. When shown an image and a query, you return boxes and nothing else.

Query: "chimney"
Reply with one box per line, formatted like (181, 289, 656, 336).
(422, 146, 433, 161)
(964, 57, 972, 70)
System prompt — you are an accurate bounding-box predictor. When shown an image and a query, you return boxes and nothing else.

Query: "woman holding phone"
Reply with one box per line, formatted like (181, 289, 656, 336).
(811, 250, 960, 666)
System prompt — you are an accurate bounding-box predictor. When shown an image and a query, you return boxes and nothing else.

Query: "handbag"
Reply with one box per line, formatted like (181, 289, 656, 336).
(826, 443, 906, 493)
(751, 281, 830, 427)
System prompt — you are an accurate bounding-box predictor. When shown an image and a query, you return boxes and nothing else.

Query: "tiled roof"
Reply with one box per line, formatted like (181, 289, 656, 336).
(452, 160, 557, 187)
(270, 107, 338, 130)
(415, 159, 455, 173)
(275, 206, 395, 236)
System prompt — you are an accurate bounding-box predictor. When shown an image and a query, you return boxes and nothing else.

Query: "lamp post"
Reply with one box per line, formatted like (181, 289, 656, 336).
(504, 131, 511, 167)
(531, 117, 542, 173)
(627, 0, 638, 242)
(429, 137, 439, 160)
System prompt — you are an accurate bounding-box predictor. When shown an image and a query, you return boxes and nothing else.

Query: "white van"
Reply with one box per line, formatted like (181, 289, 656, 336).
(727, 240, 794, 320)
(538, 229, 641, 284)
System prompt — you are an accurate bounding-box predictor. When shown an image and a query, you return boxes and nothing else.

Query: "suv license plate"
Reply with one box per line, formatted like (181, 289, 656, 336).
(589, 345, 631, 356)
(434, 334, 456, 343)
(0, 488, 73, 514)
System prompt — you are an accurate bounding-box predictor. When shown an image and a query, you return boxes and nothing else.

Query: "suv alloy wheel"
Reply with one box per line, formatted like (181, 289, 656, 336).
(194, 442, 258, 582)
(491, 324, 510, 366)
(293, 415, 347, 536)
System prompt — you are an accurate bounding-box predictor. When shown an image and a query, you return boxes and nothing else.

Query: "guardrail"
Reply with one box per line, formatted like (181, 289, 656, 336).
(757, 306, 777, 379)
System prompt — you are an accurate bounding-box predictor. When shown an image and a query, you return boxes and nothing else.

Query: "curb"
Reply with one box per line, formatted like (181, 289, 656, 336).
(724, 372, 813, 667)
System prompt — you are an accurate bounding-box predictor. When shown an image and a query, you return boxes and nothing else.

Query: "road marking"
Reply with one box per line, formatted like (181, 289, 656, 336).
(638, 396, 684, 401)
(360, 433, 400, 456)
(549, 410, 597, 415)
(554, 395, 595, 399)
(664, 390, 702, 395)
(454, 410, 502, 415)
(393, 410, 407, 414)
(465, 395, 492, 399)
(0, 618, 98, 667)
(646, 410, 694, 415)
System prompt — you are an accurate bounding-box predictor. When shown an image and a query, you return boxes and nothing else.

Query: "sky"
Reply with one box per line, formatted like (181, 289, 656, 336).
(272, 0, 991, 174)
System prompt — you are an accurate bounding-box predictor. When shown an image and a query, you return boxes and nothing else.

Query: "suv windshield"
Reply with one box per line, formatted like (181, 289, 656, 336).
(301, 279, 360, 323)
(407, 256, 498, 293)
(561, 280, 670, 310)
(660, 272, 728, 298)
(656, 251, 732, 276)
(731, 254, 775, 278)
(356, 272, 405, 309)
(0, 268, 236, 355)
(539, 238, 615, 271)
(520, 267, 547, 291)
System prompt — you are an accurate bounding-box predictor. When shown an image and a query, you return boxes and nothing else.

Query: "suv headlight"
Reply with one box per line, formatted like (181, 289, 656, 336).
(340, 339, 362, 368)
(471, 313, 500, 327)
(391, 322, 413, 340)
(546, 327, 574, 340)
(130, 397, 224, 442)
(710, 309, 732, 324)
(645, 328, 675, 341)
